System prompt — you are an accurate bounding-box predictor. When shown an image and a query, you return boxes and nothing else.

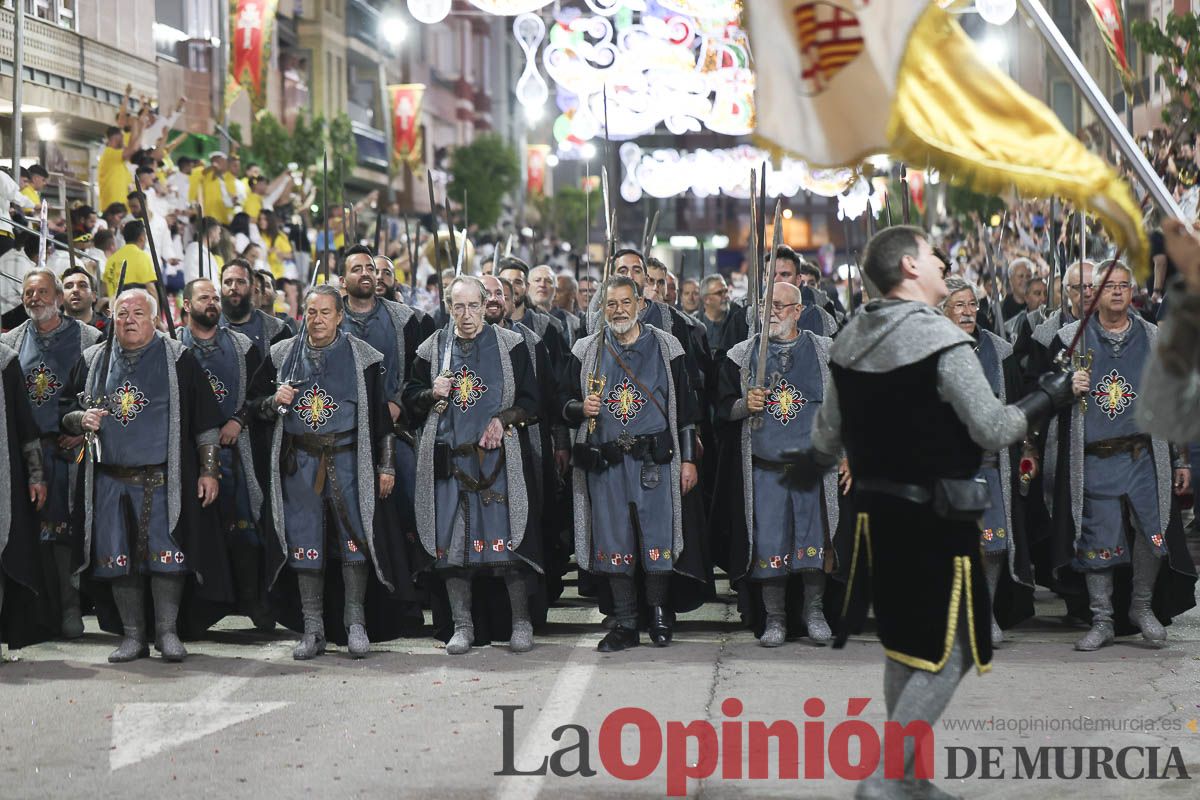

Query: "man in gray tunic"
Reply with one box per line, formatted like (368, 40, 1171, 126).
(219, 258, 291, 359)
(1, 268, 100, 639)
(268, 285, 400, 660)
(562, 276, 702, 651)
(405, 275, 542, 655)
(717, 282, 838, 647)
(180, 277, 272, 630)
(62, 289, 224, 663)
(941, 277, 1031, 646)
(1044, 261, 1196, 651)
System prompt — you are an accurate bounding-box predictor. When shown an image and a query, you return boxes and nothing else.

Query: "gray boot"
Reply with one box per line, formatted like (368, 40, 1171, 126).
(802, 572, 832, 644)
(54, 545, 84, 639)
(151, 574, 188, 662)
(760, 581, 786, 647)
(444, 573, 474, 655)
(292, 571, 326, 660)
(109, 576, 149, 663)
(342, 563, 370, 658)
(504, 569, 534, 653)
(1075, 569, 1115, 651)
(1129, 536, 1166, 645)
(982, 553, 1006, 647)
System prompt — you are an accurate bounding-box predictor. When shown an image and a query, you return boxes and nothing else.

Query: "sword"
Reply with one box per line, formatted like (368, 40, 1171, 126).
(275, 258, 324, 416)
(454, 227, 468, 277)
(322, 152, 331, 285)
(36, 200, 48, 270)
(642, 209, 660, 258)
(78, 258, 129, 464)
(900, 163, 911, 224)
(63, 181, 78, 277)
(750, 201, 783, 431)
(749, 168, 760, 336)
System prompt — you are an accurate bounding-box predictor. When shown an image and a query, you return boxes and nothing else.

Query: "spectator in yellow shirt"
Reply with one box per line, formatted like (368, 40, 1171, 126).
(98, 123, 143, 211)
(188, 151, 236, 225)
(258, 210, 293, 279)
(104, 220, 157, 297)
(20, 164, 48, 207)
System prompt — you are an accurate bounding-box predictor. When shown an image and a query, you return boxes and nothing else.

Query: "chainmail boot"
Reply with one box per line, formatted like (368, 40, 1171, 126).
(54, 545, 84, 639)
(342, 562, 370, 658)
(760, 580, 787, 647)
(1075, 569, 1115, 651)
(444, 572, 474, 655)
(859, 621, 973, 800)
(504, 568, 534, 653)
(293, 571, 327, 660)
(645, 572, 673, 646)
(598, 575, 639, 652)
(802, 571, 832, 644)
(151, 574, 188, 662)
(982, 552, 1006, 647)
(1129, 535, 1166, 645)
(231, 541, 275, 632)
(109, 575, 150, 663)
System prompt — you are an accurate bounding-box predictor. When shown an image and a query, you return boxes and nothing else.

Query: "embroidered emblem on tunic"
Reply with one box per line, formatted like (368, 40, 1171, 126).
(25, 362, 63, 406)
(205, 369, 229, 402)
(450, 365, 487, 412)
(1090, 369, 1137, 420)
(604, 378, 647, 425)
(765, 379, 806, 425)
(110, 381, 149, 426)
(295, 384, 339, 431)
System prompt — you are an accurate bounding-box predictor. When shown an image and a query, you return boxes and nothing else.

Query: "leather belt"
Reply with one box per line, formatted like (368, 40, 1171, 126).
(285, 433, 364, 553)
(856, 478, 932, 505)
(1084, 434, 1151, 460)
(98, 463, 166, 563)
(751, 455, 791, 473)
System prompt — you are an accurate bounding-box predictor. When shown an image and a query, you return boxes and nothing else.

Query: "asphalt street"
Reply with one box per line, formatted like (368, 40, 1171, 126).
(2, 571, 1198, 799)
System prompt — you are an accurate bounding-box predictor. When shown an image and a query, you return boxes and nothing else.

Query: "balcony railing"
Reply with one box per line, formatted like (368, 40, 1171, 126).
(0, 6, 156, 109)
(346, 0, 381, 50)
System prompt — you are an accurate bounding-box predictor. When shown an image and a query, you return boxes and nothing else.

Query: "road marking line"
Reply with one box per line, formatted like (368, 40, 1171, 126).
(493, 634, 599, 800)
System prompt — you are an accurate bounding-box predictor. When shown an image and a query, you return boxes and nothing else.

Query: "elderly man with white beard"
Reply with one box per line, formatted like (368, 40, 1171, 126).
(61, 289, 225, 663)
(940, 276, 1037, 646)
(561, 276, 703, 651)
(1, 269, 99, 640)
(716, 282, 839, 647)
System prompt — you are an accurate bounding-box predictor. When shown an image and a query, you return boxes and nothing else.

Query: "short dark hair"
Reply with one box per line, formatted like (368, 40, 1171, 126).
(61, 265, 97, 292)
(342, 243, 376, 273)
(645, 256, 667, 272)
(498, 256, 530, 277)
(862, 225, 927, 294)
(122, 220, 145, 243)
(27, 164, 48, 179)
(103, 202, 128, 218)
(221, 257, 253, 281)
(135, 164, 155, 177)
(798, 261, 821, 282)
(93, 230, 115, 252)
(773, 245, 801, 270)
(105, 126, 122, 139)
(612, 247, 645, 268)
(183, 277, 217, 301)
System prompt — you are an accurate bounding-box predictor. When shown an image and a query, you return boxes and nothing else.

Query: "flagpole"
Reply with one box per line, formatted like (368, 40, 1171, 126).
(1017, 0, 1183, 221)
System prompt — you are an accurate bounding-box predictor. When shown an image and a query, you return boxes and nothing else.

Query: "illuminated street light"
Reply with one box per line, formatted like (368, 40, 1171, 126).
(580, 142, 597, 161)
(381, 15, 408, 47)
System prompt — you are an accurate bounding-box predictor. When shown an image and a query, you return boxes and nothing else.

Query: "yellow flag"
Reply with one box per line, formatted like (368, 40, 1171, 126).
(748, 1, 1148, 280)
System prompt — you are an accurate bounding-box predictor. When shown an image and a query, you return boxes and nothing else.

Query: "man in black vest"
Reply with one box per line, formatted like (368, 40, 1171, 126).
(789, 225, 1082, 798)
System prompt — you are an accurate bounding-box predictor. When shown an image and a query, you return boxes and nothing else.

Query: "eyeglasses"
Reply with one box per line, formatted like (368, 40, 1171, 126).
(770, 302, 799, 312)
(1098, 282, 1132, 293)
(450, 302, 483, 315)
(705, 288, 729, 297)
(947, 300, 978, 313)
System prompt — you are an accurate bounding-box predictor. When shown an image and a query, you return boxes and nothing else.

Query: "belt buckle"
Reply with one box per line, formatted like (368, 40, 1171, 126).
(616, 432, 635, 453)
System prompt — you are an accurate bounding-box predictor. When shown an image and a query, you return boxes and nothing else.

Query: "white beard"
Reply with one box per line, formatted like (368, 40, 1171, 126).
(26, 305, 58, 324)
(768, 320, 795, 340)
(610, 318, 636, 336)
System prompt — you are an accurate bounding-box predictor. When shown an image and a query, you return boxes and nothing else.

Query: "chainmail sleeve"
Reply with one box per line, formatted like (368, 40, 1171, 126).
(811, 379, 843, 461)
(936, 343, 1028, 452)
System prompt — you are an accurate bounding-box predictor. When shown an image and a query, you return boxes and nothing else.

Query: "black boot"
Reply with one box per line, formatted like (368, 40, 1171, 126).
(598, 626, 640, 652)
(231, 540, 275, 632)
(54, 545, 84, 639)
(648, 606, 673, 646)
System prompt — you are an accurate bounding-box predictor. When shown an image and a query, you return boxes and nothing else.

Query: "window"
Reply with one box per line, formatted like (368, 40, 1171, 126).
(6, 0, 76, 29)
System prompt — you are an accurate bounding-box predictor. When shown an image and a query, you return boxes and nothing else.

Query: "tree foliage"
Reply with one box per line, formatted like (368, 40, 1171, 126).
(532, 185, 594, 242)
(230, 112, 357, 216)
(1131, 13, 1200, 139)
(448, 134, 520, 230)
